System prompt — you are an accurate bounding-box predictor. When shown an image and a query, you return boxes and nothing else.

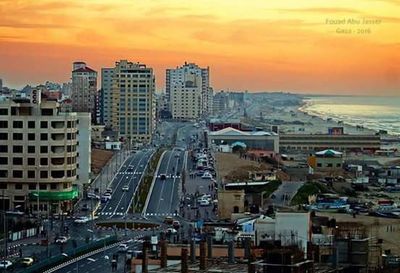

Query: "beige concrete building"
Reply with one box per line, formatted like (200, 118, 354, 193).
(110, 60, 155, 144)
(170, 72, 202, 120)
(218, 189, 245, 219)
(0, 91, 78, 215)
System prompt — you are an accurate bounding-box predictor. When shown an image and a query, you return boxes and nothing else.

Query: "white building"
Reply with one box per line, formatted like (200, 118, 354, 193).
(76, 113, 91, 192)
(71, 61, 98, 123)
(166, 62, 212, 119)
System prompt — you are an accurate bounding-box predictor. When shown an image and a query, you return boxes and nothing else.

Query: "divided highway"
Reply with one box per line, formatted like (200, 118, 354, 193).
(97, 149, 154, 219)
(145, 148, 186, 217)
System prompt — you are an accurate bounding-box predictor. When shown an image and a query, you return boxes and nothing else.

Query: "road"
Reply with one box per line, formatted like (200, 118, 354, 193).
(270, 181, 304, 207)
(145, 148, 186, 217)
(97, 149, 154, 219)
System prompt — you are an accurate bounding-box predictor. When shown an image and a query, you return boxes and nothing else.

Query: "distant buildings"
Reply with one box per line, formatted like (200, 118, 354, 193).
(101, 60, 155, 144)
(0, 78, 2, 91)
(71, 61, 98, 123)
(76, 113, 91, 189)
(0, 91, 81, 214)
(166, 62, 212, 120)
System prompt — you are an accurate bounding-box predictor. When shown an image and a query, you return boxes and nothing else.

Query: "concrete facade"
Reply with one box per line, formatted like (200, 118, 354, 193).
(0, 94, 78, 214)
(71, 62, 98, 122)
(218, 189, 245, 219)
(76, 113, 91, 192)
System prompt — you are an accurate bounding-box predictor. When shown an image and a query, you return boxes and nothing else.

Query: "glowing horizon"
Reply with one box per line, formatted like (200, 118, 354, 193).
(0, 0, 399, 95)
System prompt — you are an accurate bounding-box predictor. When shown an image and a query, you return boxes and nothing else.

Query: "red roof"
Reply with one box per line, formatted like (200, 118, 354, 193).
(72, 66, 97, 73)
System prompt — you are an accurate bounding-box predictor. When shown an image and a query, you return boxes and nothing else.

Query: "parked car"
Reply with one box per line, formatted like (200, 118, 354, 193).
(21, 257, 34, 267)
(201, 172, 213, 179)
(122, 185, 129, 191)
(0, 260, 12, 269)
(74, 216, 90, 224)
(105, 188, 113, 194)
(102, 192, 112, 201)
(118, 243, 129, 252)
(166, 228, 177, 234)
(55, 236, 69, 244)
(199, 200, 210, 206)
(87, 193, 100, 200)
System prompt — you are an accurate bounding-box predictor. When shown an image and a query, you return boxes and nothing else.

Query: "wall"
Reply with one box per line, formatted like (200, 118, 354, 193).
(76, 113, 91, 190)
(218, 190, 245, 219)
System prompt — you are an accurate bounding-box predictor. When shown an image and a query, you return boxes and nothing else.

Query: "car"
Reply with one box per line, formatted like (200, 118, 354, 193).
(172, 220, 180, 229)
(21, 257, 34, 267)
(102, 192, 112, 200)
(118, 243, 129, 252)
(87, 193, 100, 200)
(105, 188, 113, 194)
(174, 153, 180, 158)
(160, 174, 167, 180)
(74, 216, 90, 224)
(199, 200, 210, 206)
(81, 204, 89, 211)
(122, 185, 129, 191)
(55, 236, 69, 244)
(201, 172, 213, 179)
(166, 228, 177, 234)
(0, 260, 12, 269)
(163, 216, 174, 225)
(127, 167, 134, 172)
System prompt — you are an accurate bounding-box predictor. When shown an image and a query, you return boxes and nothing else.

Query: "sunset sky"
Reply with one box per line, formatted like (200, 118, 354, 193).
(0, 0, 399, 95)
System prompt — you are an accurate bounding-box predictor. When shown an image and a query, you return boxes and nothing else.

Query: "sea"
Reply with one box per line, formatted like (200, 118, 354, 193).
(300, 96, 400, 135)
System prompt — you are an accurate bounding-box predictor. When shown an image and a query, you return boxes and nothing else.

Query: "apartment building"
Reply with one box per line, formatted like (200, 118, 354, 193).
(166, 62, 211, 119)
(170, 72, 202, 120)
(108, 60, 155, 143)
(0, 91, 78, 215)
(71, 61, 98, 123)
(76, 113, 91, 191)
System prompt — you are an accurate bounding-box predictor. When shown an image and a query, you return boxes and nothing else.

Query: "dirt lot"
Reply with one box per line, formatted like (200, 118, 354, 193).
(317, 212, 400, 255)
(91, 149, 113, 174)
(214, 152, 292, 183)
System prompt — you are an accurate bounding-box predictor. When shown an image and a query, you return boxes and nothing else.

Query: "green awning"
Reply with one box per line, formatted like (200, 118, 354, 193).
(29, 188, 79, 201)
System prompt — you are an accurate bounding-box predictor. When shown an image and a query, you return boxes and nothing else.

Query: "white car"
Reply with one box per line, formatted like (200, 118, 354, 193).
(74, 216, 90, 224)
(122, 185, 129, 191)
(166, 228, 177, 234)
(87, 193, 100, 200)
(55, 236, 69, 244)
(118, 243, 129, 252)
(199, 200, 210, 206)
(102, 192, 112, 200)
(201, 172, 213, 179)
(0, 260, 12, 269)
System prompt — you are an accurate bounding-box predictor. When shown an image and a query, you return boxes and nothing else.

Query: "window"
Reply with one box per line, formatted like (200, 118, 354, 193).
(28, 121, 35, 129)
(0, 183, 6, 189)
(0, 109, 8, 115)
(40, 121, 48, 128)
(0, 170, 7, 178)
(336, 163, 341, 167)
(40, 171, 48, 179)
(15, 184, 23, 190)
(51, 171, 64, 178)
(40, 133, 48, 141)
(0, 121, 7, 128)
(13, 121, 23, 128)
(13, 133, 23, 140)
(28, 158, 35, 165)
(0, 133, 8, 140)
(0, 145, 7, 153)
(13, 170, 23, 178)
(317, 163, 322, 167)
(27, 146, 35, 153)
(28, 170, 35, 178)
(28, 133, 35, 141)
(39, 183, 47, 190)
(13, 146, 23, 153)
(0, 157, 7, 165)
(50, 183, 57, 190)
(40, 158, 48, 165)
(29, 184, 36, 190)
(40, 146, 48, 153)
(13, 158, 23, 165)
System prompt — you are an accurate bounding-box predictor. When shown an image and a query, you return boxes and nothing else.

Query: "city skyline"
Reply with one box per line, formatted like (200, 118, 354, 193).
(0, 0, 399, 96)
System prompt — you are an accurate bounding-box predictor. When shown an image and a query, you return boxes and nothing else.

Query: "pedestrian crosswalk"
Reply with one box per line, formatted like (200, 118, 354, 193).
(119, 171, 142, 175)
(156, 175, 181, 179)
(145, 212, 178, 217)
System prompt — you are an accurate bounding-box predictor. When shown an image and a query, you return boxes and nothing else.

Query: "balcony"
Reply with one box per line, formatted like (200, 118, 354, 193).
(51, 133, 65, 141)
(51, 146, 65, 154)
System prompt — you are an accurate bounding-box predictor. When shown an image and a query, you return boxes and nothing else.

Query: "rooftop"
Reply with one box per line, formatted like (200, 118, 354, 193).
(210, 127, 277, 137)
